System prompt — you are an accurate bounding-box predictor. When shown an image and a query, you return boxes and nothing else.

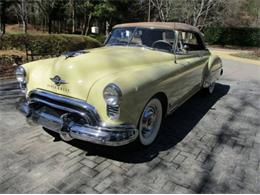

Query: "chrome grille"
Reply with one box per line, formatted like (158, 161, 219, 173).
(28, 90, 100, 125)
(107, 105, 120, 119)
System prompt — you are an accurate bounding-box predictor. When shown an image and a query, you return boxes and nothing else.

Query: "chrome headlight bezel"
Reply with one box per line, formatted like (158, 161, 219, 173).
(103, 83, 122, 106)
(15, 66, 26, 83)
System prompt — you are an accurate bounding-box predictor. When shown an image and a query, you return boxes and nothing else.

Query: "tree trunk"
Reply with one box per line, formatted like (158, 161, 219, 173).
(22, 20, 27, 33)
(72, 12, 75, 33)
(58, 19, 61, 33)
(105, 21, 110, 36)
(44, 16, 46, 32)
(148, 0, 151, 22)
(82, 14, 87, 35)
(21, 0, 27, 34)
(71, 0, 75, 33)
(0, 0, 6, 34)
(48, 17, 52, 34)
(84, 13, 92, 36)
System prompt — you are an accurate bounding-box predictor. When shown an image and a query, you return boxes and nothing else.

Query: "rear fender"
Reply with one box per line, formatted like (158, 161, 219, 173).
(203, 55, 223, 88)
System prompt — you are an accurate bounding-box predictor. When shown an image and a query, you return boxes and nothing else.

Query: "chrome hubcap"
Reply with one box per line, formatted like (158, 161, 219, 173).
(141, 106, 158, 138)
(139, 99, 162, 146)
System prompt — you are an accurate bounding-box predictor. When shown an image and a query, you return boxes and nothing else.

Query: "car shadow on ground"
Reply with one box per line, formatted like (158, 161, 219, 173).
(45, 83, 230, 163)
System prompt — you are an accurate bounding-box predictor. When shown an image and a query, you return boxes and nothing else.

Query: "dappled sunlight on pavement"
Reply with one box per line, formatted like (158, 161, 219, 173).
(0, 59, 259, 193)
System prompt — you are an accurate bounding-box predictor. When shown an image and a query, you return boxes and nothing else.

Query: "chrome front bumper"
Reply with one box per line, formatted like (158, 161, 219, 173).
(19, 90, 138, 146)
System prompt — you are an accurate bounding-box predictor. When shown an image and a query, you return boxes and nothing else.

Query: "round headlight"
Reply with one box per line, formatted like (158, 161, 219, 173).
(15, 66, 26, 83)
(103, 84, 122, 106)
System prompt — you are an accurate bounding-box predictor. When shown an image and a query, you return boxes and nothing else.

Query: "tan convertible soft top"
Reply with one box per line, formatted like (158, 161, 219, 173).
(113, 22, 201, 34)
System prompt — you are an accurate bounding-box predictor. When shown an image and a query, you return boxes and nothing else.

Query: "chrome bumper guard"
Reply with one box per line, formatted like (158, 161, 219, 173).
(19, 90, 138, 146)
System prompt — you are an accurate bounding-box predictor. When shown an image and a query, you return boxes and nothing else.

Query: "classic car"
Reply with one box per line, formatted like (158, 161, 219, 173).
(17, 22, 223, 146)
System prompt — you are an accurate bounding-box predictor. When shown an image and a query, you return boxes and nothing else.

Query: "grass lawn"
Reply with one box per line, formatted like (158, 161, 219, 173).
(5, 24, 48, 34)
(231, 50, 260, 61)
(0, 49, 26, 56)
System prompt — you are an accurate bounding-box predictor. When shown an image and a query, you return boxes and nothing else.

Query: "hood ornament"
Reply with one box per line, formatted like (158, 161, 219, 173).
(63, 50, 88, 59)
(50, 75, 67, 86)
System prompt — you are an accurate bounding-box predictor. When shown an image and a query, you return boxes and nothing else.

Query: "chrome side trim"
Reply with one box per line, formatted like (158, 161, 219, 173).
(167, 84, 201, 115)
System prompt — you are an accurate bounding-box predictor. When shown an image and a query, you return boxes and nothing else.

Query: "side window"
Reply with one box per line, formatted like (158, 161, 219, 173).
(177, 31, 205, 52)
(162, 31, 175, 45)
(130, 29, 175, 53)
(183, 32, 198, 45)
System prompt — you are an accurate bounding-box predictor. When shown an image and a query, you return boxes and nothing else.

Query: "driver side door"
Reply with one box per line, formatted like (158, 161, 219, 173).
(168, 31, 210, 110)
(179, 31, 210, 90)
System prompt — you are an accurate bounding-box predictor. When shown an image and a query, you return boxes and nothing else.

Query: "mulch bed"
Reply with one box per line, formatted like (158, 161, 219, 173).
(0, 51, 25, 80)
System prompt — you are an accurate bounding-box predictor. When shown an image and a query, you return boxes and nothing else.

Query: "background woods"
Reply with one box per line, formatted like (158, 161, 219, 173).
(0, 0, 259, 80)
(0, 0, 146, 35)
(0, 0, 259, 35)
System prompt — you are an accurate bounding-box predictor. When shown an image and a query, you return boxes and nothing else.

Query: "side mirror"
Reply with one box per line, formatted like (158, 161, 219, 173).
(182, 44, 189, 54)
(183, 44, 189, 50)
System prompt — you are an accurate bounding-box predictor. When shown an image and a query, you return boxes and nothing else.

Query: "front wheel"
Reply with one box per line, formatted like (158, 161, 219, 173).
(138, 98, 163, 146)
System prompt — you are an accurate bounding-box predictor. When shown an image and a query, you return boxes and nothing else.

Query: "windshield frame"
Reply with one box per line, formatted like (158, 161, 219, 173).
(105, 27, 177, 54)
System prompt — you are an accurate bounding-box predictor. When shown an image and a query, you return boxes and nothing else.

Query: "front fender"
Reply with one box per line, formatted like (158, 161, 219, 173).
(87, 66, 168, 127)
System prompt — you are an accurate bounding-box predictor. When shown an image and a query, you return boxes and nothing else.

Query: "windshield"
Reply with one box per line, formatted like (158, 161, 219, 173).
(106, 27, 176, 52)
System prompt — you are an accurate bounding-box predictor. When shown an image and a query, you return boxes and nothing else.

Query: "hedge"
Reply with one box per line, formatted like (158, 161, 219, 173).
(0, 33, 101, 55)
(203, 27, 260, 47)
(89, 34, 107, 44)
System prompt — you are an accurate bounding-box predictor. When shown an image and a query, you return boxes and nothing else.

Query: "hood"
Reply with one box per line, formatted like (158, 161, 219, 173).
(25, 46, 173, 101)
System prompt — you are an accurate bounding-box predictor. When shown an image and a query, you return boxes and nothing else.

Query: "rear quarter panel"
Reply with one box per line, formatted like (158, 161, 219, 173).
(203, 54, 223, 87)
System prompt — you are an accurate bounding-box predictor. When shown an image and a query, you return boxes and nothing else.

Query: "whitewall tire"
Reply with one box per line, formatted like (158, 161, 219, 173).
(208, 82, 216, 94)
(138, 98, 163, 146)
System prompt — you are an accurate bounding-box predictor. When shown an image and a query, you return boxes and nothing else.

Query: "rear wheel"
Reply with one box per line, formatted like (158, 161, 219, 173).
(208, 82, 216, 94)
(203, 81, 216, 95)
(138, 98, 163, 146)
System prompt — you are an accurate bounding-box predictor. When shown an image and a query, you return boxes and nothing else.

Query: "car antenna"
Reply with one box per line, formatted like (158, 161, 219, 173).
(174, 53, 177, 63)
(173, 22, 177, 64)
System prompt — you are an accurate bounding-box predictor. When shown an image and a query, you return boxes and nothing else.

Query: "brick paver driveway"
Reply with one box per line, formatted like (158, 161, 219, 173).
(0, 59, 259, 193)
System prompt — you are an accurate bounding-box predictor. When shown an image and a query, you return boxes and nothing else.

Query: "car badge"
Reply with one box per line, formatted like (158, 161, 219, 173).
(50, 75, 67, 86)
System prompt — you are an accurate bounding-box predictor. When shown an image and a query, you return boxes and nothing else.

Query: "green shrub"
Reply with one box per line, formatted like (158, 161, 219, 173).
(0, 34, 101, 54)
(88, 34, 107, 44)
(203, 27, 260, 47)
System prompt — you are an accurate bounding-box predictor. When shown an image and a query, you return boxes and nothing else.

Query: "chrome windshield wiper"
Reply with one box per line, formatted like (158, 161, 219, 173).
(127, 27, 137, 46)
(107, 42, 128, 46)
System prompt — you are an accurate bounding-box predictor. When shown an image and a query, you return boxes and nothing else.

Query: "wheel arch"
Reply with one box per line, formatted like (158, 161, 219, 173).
(202, 55, 223, 88)
(208, 55, 222, 71)
(136, 91, 168, 136)
(153, 92, 168, 118)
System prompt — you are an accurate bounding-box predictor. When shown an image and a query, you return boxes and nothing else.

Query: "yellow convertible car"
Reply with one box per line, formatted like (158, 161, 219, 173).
(18, 22, 223, 146)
